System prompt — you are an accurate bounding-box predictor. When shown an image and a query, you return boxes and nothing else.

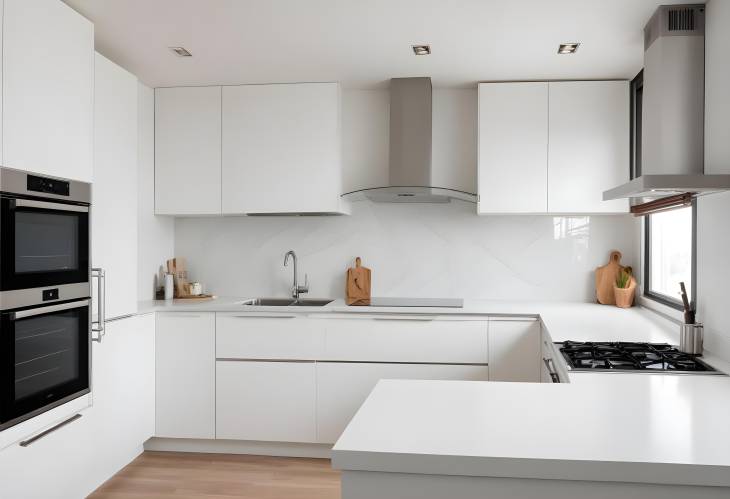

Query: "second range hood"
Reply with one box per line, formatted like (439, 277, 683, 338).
(342, 77, 477, 204)
(603, 4, 730, 203)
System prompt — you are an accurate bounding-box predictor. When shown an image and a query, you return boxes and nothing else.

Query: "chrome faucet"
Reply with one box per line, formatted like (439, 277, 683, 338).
(284, 250, 309, 299)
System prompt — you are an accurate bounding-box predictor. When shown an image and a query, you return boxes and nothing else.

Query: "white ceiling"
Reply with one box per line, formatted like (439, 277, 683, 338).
(63, 0, 697, 89)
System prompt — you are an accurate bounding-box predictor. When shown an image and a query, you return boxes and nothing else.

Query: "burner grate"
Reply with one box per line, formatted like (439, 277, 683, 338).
(558, 341, 717, 373)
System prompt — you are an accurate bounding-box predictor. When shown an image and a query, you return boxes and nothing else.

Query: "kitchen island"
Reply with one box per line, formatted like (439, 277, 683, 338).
(331, 375, 730, 498)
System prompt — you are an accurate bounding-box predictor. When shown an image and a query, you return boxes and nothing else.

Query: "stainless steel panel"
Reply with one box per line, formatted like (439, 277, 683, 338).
(0, 282, 90, 311)
(389, 77, 432, 187)
(0, 166, 91, 204)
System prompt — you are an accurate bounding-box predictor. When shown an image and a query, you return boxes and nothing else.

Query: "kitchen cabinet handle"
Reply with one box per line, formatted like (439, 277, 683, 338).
(229, 315, 296, 319)
(543, 357, 560, 383)
(372, 316, 434, 322)
(14, 198, 89, 213)
(19, 414, 82, 447)
(92, 268, 106, 343)
(11, 299, 90, 320)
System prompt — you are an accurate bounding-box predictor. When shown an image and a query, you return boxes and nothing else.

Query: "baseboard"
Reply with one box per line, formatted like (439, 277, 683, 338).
(144, 437, 334, 459)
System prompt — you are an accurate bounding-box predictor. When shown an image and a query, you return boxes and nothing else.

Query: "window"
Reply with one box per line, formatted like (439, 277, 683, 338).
(644, 204, 696, 308)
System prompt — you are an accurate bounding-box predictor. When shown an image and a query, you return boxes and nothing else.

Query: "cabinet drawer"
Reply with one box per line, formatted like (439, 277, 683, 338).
(216, 361, 317, 442)
(216, 314, 325, 359)
(316, 362, 488, 444)
(322, 318, 488, 363)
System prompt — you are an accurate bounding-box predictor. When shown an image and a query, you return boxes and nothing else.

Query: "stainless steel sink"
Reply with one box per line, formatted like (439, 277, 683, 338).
(241, 298, 296, 306)
(241, 298, 333, 307)
(290, 299, 333, 307)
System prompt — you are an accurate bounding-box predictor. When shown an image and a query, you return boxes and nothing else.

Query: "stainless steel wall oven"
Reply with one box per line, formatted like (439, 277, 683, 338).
(0, 167, 92, 431)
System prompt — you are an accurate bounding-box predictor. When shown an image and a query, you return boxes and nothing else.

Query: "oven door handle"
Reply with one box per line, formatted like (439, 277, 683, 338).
(10, 299, 91, 320)
(13, 198, 89, 213)
(91, 268, 106, 343)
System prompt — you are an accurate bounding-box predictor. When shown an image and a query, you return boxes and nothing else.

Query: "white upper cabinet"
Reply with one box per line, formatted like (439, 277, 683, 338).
(93, 53, 138, 319)
(2, 0, 93, 181)
(478, 81, 629, 214)
(548, 81, 629, 213)
(222, 82, 346, 214)
(478, 82, 548, 214)
(155, 86, 222, 215)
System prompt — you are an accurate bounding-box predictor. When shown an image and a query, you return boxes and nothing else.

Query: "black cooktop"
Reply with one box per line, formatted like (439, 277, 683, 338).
(557, 341, 718, 373)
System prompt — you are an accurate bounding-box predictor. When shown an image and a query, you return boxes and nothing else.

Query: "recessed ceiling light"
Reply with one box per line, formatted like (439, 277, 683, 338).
(412, 44, 431, 56)
(169, 46, 192, 57)
(557, 43, 580, 54)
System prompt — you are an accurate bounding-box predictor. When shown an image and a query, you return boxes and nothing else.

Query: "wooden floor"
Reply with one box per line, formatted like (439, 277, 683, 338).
(89, 452, 341, 499)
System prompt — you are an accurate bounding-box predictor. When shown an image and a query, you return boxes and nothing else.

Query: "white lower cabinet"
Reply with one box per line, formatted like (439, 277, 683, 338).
(216, 361, 317, 442)
(488, 319, 541, 382)
(90, 314, 155, 473)
(156, 312, 216, 439)
(316, 362, 489, 444)
(0, 406, 98, 499)
(0, 314, 155, 499)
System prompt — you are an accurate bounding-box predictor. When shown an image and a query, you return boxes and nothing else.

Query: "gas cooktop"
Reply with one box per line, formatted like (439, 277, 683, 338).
(556, 341, 722, 374)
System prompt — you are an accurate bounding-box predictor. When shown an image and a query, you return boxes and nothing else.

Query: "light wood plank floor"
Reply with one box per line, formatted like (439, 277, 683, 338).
(89, 452, 341, 499)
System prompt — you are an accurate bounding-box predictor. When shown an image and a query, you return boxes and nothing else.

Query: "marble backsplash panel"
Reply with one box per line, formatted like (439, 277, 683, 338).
(174, 201, 639, 302)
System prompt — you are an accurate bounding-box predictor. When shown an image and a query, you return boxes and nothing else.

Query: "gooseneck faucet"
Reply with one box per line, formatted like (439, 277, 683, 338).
(284, 250, 309, 300)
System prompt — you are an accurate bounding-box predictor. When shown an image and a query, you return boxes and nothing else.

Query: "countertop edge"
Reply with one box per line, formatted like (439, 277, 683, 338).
(330, 449, 730, 487)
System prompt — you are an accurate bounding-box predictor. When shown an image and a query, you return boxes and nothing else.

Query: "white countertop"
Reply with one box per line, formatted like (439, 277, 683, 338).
(331, 375, 730, 486)
(139, 296, 730, 486)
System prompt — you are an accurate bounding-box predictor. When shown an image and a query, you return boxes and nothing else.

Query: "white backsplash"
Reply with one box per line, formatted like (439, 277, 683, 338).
(175, 201, 638, 302)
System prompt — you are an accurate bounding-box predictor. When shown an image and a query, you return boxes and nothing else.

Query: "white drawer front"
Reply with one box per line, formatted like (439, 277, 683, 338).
(316, 362, 489, 444)
(322, 318, 489, 364)
(216, 314, 326, 360)
(216, 361, 317, 442)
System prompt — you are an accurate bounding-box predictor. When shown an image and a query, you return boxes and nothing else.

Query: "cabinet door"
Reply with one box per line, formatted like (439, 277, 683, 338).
(548, 81, 629, 213)
(156, 313, 215, 439)
(478, 82, 548, 214)
(216, 360, 317, 442)
(93, 53, 138, 319)
(89, 315, 154, 481)
(316, 363, 488, 444)
(216, 314, 325, 360)
(2, 0, 93, 181)
(488, 319, 541, 382)
(222, 83, 343, 214)
(155, 86, 222, 215)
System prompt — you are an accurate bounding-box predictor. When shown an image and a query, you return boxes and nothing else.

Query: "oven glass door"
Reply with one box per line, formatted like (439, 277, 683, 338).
(0, 300, 90, 430)
(0, 197, 90, 291)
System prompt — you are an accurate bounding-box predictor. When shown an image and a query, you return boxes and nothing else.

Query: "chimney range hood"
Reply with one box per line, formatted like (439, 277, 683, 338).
(342, 77, 478, 204)
(603, 4, 730, 203)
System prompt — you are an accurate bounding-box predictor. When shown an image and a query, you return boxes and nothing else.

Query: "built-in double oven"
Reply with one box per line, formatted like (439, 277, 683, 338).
(0, 167, 93, 431)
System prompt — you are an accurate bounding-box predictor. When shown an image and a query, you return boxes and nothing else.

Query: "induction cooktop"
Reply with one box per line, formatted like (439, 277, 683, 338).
(367, 297, 464, 308)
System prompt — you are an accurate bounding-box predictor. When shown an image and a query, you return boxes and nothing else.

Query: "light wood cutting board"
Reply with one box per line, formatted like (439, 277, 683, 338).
(595, 251, 625, 305)
(346, 257, 371, 306)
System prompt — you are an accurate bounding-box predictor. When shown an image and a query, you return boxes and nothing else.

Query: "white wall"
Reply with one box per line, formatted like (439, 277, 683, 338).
(697, 0, 730, 359)
(137, 82, 175, 300)
(175, 202, 637, 302)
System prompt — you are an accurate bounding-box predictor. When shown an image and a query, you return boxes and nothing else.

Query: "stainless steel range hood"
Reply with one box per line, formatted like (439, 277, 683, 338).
(603, 4, 730, 202)
(342, 77, 477, 204)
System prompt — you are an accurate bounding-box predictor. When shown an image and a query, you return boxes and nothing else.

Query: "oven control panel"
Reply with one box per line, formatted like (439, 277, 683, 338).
(27, 174, 70, 196)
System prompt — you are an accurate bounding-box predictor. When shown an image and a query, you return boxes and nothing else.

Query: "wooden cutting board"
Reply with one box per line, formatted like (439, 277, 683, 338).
(595, 251, 624, 305)
(346, 257, 371, 306)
